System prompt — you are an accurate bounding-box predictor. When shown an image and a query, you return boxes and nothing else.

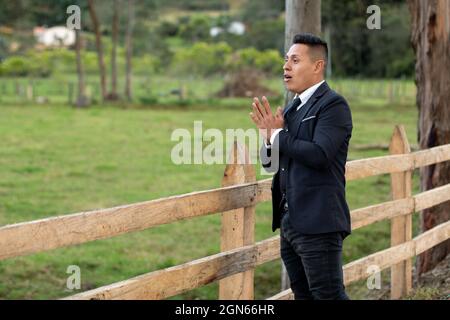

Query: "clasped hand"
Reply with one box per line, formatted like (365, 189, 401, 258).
(249, 96, 284, 144)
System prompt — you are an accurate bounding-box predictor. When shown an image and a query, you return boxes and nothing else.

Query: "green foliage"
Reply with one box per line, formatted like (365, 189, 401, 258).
(208, 12, 284, 52)
(177, 15, 213, 42)
(241, 0, 284, 22)
(160, 0, 229, 11)
(1, 0, 416, 80)
(0, 49, 101, 77)
(1, 56, 35, 77)
(133, 23, 173, 65)
(1, 56, 28, 76)
(157, 21, 180, 38)
(170, 42, 282, 77)
(171, 41, 232, 75)
(322, 0, 414, 78)
(138, 95, 159, 105)
(0, 0, 86, 29)
(366, 4, 415, 78)
(246, 19, 284, 52)
(226, 47, 283, 75)
(0, 0, 25, 27)
(133, 54, 161, 75)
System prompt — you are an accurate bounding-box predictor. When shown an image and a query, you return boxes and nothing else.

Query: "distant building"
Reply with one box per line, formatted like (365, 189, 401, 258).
(33, 26, 75, 47)
(210, 21, 246, 37)
(227, 21, 245, 35)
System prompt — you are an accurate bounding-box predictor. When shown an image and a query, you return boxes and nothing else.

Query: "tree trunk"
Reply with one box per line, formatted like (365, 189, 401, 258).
(109, 0, 119, 100)
(87, 0, 107, 102)
(408, 0, 450, 275)
(284, 0, 321, 103)
(281, 0, 321, 291)
(75, 29, 88, 108)
(125, 0, 135, 101)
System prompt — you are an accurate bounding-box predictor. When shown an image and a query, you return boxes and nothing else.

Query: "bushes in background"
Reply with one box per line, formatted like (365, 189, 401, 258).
(171, 42, 283, 76)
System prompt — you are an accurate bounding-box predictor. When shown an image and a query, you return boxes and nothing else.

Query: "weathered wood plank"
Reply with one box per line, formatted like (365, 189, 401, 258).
(414, 183, 450, 211)
(351, 198, 414, 230)
(345, 154, 413, 181)
(389, 125, 413, 299)
(343, 242, 415, 287)
(0, 182, 268, 260)
(219, 142, 256, 299)
(413, 144, 450, 168)
(64, 236, 280, 300)
(266, 289, 293, 300)
(414, 221, 450, 255)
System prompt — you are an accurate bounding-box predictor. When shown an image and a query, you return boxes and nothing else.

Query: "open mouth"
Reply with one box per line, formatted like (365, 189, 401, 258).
(284, 74, 292, 82)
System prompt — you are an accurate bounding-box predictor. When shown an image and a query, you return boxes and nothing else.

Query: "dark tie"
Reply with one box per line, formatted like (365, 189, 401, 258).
(283, 97, 302, 118)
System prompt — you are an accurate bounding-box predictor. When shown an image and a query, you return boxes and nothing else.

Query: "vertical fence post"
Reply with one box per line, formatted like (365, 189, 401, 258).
(219, 141, 256, 300)
(389, 125, 413, 299)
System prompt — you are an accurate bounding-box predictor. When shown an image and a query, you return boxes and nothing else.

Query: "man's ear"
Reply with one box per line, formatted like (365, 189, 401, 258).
(314, 60, 325, 74)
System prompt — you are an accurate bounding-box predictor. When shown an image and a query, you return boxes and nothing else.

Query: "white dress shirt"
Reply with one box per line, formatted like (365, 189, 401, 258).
(267, 80, 325, 147)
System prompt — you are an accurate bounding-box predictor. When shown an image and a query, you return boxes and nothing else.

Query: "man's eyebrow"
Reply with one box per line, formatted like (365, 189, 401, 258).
(285, 54, 300, 59)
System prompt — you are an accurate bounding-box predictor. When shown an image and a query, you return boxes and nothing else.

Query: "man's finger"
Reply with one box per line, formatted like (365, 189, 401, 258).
(249, 112, 259, 124)
(252, 102, 264, 122)
(254, 97, 266, 118)
(262, 96, 272, 116)
(249, 112, 262, 128)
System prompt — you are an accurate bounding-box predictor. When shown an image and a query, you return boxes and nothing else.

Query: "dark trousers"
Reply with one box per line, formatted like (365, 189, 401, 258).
(280, 210, 349, 300)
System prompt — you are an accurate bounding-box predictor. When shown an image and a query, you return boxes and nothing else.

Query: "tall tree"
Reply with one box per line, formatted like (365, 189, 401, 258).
(125, 0, 135, 101)
(87, 0, 107, 101)
(408, 0, 450, 274)
(109, 0, 120, 100)
(281, 0, 321, 290)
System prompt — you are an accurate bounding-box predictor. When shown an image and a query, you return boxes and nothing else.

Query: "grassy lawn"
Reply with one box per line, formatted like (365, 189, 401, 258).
(0, 78, 421, 300)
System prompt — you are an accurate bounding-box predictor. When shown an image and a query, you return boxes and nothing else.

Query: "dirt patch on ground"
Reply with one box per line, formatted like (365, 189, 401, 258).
(216, 68, 279, 98)
(371, 253, 450, 300)
(408, 253, 450, 299)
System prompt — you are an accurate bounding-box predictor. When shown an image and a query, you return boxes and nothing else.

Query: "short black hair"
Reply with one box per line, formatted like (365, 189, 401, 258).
(292, 33, 328, 64)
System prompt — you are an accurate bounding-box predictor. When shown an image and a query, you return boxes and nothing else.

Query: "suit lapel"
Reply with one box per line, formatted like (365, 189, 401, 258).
(294, 81, 330, 136)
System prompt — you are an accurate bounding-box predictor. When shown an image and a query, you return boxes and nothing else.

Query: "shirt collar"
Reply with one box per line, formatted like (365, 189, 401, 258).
(293, 80, 325, 108)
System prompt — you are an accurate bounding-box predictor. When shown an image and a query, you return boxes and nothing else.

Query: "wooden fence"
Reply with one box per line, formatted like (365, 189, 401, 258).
(0, 125, 449, 300)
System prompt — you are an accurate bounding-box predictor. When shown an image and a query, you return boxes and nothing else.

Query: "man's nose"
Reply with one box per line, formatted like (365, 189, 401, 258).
(283, 62, 290, 71)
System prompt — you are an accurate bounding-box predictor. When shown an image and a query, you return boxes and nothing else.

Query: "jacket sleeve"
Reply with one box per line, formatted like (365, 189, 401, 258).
(259, 143, 280, 173)
(273, 96, 352, 170)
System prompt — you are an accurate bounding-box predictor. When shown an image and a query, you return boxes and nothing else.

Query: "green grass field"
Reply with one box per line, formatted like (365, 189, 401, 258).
(0, 78, 423, 299)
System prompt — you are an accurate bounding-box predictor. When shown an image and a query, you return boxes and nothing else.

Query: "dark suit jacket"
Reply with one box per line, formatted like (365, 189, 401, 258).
(260, 81, 353, 237)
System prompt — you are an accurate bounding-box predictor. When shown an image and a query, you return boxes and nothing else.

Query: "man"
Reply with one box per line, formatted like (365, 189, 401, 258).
(249, 33, 353, 300)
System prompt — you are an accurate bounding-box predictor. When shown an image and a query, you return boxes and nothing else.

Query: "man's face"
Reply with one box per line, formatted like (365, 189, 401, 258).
(283, 44, 319, 94)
